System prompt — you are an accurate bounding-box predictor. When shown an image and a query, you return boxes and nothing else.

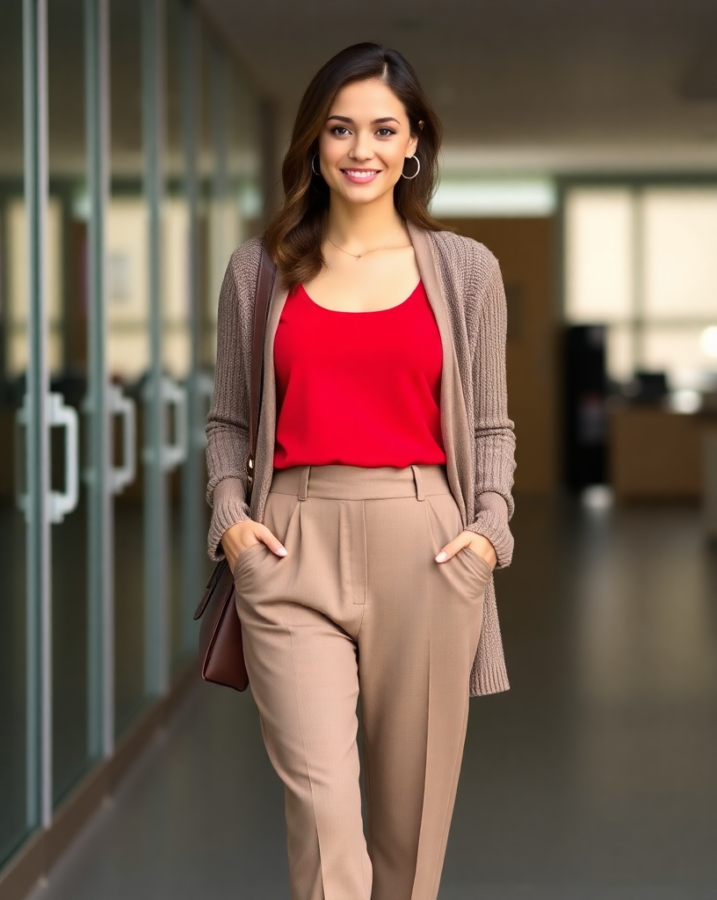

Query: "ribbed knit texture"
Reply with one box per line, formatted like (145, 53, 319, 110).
(205, 227, 517, 697)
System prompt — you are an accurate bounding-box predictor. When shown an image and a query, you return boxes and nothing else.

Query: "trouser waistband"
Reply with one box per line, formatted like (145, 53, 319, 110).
(269, 463, 452, 502)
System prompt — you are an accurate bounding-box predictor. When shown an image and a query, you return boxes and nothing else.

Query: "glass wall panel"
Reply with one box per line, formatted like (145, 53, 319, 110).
(228, 64, 261, 244)
(1, 0, 267, 873)
(202, 59, 261, 370)
(47, 0, 98, 805)
(165, 0, 195, 674)
(0, 0, 38, 864)
(110, 0, 152, 736)
(201, 28, 221, 342)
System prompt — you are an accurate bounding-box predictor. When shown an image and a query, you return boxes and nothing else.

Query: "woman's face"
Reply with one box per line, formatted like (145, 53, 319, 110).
(316, 78, 419, 208)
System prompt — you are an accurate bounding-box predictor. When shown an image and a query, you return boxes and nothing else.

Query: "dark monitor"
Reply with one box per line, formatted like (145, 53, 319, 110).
(633, 370, 668, 404)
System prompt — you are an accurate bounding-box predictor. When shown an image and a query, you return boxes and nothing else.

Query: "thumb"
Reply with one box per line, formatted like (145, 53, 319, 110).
(257, 524, 287, 557)
(434, 539, 461, 563)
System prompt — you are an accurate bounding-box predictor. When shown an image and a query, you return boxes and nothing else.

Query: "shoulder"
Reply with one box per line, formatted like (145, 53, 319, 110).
(217, 237, 264, 318)
(227, 235, 264, 287)
(427, 229, 501, 283)
(420, 229, 503, 313)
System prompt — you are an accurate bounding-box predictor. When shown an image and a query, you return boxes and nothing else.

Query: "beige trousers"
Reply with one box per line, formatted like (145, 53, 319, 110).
(233, 463, 490, 900)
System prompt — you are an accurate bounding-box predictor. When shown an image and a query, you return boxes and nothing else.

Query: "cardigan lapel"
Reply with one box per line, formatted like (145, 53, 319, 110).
(407, 223, 474, 528)
(252, 273, 289, 523)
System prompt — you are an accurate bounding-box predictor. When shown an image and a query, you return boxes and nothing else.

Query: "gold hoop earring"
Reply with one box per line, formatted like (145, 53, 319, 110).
(401, 156, 420, 180)
(311, 154, 321, 177)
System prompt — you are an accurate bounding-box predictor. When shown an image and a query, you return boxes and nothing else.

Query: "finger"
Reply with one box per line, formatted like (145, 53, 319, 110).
(257, 524, 287, 557)
(434, 541, 460, 563)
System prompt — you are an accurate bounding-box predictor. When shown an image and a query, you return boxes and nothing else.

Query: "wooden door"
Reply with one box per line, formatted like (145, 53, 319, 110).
(439, 217, 558, 494)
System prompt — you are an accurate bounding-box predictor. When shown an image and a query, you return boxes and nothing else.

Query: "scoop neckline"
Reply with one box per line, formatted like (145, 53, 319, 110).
(297, 281, 422, 314)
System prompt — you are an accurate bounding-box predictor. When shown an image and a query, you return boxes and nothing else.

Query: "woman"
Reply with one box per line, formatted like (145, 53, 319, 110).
(206, 42, 516, 900)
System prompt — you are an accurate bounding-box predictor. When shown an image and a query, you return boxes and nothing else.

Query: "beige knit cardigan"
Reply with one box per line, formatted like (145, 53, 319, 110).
(205, 222, 517, 696)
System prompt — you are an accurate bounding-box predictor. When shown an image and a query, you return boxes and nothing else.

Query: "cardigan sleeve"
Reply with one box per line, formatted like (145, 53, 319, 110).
(463, 253, 517, 568)
(204, 239, 262, 560)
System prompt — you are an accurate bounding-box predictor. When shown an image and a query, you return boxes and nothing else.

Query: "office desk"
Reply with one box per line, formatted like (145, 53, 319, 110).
(608, 405, 717, 500)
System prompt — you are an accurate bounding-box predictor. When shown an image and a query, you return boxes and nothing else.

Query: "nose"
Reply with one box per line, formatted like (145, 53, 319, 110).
(349, 129, 374, 162)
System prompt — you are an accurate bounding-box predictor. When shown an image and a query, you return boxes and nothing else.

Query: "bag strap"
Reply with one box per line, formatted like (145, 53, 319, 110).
(246, 244, 277, 503)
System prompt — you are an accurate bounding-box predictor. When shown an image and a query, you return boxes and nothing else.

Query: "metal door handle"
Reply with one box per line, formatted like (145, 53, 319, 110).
(14, 392, 80, 522)
(161, 377, 187, 471)
(109, 384, 137, 493)
(48, 392, 79, 523)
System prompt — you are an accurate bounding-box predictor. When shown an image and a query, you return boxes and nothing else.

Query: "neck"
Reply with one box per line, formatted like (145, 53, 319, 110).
(327, 190, 407, 250)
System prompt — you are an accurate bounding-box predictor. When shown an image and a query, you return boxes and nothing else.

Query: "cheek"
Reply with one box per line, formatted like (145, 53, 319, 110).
(382, 144, 412, 177)
(385, 138, 415, 167)
(391, 147, 408, 169)
(318, 136, 343, 165)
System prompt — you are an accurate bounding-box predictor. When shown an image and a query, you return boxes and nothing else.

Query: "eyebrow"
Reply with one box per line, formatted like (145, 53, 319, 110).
(326, 115, 401, 125)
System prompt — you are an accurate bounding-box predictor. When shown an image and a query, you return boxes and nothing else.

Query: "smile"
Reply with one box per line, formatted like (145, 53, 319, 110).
(341, 169, 380, 184)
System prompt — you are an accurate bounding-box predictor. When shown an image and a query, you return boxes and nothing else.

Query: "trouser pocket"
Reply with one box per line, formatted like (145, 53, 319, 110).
(424, 493, 492, 600)
(231, 541, 266, 581)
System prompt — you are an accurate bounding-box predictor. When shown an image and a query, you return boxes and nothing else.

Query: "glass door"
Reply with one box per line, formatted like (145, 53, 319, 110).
(1, 0, 269, 875)
(46, 0, 101, 805)
(165, 3, 220, 675)
(109, 0, 156, 735)
(0, 0, 42, 863)
(165, 0, 193, 676)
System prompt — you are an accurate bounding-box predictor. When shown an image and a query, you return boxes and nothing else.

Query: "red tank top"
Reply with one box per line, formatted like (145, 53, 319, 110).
(272, 280, 446, 469)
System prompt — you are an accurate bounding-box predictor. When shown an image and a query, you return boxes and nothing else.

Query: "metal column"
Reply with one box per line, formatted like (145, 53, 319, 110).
(85, 0, 113, 757)
(23, 0, 51, 828)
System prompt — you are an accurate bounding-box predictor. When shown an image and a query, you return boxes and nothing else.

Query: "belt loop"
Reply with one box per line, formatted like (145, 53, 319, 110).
(411, 464, 425, 501)
(298, 465, 311, 501)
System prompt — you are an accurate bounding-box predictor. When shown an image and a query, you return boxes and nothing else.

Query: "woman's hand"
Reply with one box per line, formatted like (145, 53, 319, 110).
(435, 531, 497, 570)
(221, 520, 287, 574)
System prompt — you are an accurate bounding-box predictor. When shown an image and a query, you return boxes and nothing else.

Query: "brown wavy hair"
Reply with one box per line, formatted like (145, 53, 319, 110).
(263, 42, 445, 289)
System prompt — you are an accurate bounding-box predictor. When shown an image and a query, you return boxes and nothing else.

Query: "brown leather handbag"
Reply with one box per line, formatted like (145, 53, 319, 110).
(193, 246, 277, 692)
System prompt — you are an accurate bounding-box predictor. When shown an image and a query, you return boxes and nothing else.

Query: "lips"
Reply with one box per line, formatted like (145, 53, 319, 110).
(341, 168, 380, 184)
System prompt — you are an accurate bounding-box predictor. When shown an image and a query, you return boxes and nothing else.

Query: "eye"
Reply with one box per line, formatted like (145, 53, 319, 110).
(330, 126, 351, 136)
(376, 127, 396, 137)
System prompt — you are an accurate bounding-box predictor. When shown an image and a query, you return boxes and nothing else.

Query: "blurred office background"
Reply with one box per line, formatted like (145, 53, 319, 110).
(1, 1, 716, 899)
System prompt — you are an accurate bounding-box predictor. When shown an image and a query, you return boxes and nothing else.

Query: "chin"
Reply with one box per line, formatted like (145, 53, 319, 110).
(333, 184, 394, 206)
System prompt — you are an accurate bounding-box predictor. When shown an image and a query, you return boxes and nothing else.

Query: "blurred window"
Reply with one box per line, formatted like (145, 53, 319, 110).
(564, 185, 717, 386)
(642, 189, 717, 320)
(565, 189, 633, 324)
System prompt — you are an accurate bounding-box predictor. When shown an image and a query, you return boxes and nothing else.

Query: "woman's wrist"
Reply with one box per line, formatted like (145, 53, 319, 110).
(462, 531, 497, 568)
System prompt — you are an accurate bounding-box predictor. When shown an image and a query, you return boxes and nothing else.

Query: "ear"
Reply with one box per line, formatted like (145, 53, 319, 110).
(407, 131, 419, 157)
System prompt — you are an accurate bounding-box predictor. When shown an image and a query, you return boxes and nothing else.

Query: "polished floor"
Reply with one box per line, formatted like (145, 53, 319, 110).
(27, 495, 717, 900)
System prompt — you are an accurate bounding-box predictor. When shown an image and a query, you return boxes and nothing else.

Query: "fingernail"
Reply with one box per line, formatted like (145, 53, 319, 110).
(276, 546, 287, 556)
(435, 551, 447, 562)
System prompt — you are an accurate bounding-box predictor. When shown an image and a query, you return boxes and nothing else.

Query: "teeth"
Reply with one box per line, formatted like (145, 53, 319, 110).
(345, 170, 376, 178)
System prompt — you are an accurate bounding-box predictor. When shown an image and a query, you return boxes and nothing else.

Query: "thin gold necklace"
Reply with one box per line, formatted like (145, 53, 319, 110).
(327, 235, 410, 260)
